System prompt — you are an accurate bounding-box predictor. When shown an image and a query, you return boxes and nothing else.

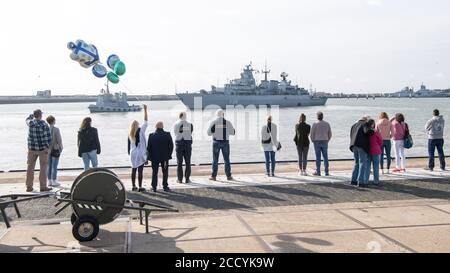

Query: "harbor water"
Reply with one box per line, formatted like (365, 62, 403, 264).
(0, 98, 449, 172)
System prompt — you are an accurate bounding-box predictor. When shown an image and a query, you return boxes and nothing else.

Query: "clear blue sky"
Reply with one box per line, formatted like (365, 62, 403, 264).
(1, 0, 449, 95)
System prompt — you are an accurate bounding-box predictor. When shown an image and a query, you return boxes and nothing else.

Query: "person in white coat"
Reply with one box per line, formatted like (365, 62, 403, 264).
(261, 115, 281, 177)
(128, 105, 148, 192)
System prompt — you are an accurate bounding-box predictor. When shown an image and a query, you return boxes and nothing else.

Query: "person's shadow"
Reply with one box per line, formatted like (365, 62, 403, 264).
(269, 234, 333, 253)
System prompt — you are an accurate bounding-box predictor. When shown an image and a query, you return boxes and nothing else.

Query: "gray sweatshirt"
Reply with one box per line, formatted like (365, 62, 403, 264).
(425, 115, 445, 139)
(310, 120, 332, 142)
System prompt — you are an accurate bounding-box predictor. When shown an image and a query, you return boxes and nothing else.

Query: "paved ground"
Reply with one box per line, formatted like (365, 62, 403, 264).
(1, 199, 449, 253)
(0, 159, 449, 253)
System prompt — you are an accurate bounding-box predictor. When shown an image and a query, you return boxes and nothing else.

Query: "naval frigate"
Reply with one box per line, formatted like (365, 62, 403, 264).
(176, 63, 327, 109)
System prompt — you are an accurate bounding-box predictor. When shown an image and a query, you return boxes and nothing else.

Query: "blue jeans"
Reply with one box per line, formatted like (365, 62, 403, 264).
(47, 155, 60, 180)
(365, 154, 380, 185)
(82, 150, 98, 171)
(380, 140, 391, 170)
(313, 141, 329, 175)
(264, 151, 276, 175)
(352, 146, 369, 185)
(212, 141, 231, 178)
(428, 139, 446, 170)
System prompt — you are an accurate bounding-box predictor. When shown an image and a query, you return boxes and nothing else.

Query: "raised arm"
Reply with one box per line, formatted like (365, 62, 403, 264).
(143, 104, 148, 122)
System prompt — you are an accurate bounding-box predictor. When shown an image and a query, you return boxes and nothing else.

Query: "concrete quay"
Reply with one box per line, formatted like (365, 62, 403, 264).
(0, 158, 449, 253)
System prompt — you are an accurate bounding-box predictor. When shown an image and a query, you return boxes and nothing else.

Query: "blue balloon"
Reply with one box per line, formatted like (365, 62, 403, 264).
(92, 64, 107, 78)
(107, 54, 120, 70)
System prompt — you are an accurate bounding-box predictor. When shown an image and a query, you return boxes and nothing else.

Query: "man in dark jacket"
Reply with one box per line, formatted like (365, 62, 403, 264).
(349, 116, 372, 187)
(148, 121, 174, 192)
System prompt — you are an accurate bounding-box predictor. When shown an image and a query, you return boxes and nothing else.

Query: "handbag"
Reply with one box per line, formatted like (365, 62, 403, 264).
(262, 124, 282, 150)
(404, 123, 413, 149)
(51, 149, 61, 158)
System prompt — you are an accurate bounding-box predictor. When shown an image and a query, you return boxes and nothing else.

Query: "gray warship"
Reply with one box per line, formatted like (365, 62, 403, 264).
(88, 83, 141, 113)
(177, 63, 327, 109)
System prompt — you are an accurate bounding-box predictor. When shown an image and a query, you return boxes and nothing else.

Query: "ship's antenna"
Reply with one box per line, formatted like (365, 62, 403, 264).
(262, 60, 271, 82)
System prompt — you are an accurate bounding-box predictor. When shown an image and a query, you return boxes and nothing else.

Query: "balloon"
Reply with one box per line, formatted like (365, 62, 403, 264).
(107, 72, 120, 84)
(67, 40, 100, 68)
(107, 55, 120, 70)
(114, 61, 126, 76)
(92, 64, 107, 78)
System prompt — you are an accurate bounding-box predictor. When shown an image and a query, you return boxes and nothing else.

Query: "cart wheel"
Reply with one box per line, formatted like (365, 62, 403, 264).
(72, 216, 99, 242)
(70, 213, 77, 225)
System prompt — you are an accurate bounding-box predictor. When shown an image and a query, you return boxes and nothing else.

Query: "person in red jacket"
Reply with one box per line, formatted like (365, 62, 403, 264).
(365, 119, 383, 186)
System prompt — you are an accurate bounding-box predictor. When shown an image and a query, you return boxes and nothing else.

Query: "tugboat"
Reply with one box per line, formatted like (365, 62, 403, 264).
(88, 82, 142, 113)
(176, 63, 327, 109)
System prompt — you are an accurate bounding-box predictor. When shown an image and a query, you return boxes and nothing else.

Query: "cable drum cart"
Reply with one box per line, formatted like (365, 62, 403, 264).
(54, 168, 178, 242)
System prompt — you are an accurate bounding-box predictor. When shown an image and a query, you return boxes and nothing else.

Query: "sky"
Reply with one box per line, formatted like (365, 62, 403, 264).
(0, 0, 449, 95)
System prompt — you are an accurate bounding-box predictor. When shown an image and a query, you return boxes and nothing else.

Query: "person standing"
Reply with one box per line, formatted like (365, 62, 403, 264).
(207, 109, 236, 181)
(349, 116, 371, 187)
(78, 117, 101, 171)
(46, 115, 63, 187)
(425, 109, 446, 171)
(390, 113, 407, 173)
(174, 112, 194, 184)
(128, 105, 148, 192)
(147, 121, 174, 192)
(376, 112, 392, 174)
(310, 112, 332, 176)
(365, 119, 383, 186)
(261, 115, 280, 177)
(294, 113, 311, 176)
(25, 109, 53, 192)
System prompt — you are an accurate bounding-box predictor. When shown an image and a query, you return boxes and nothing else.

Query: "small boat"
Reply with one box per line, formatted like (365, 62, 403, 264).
(88, 83, 142, 113)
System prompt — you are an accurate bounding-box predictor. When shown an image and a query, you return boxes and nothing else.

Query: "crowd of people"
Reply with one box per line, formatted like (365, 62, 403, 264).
(24, 107, 446, 192)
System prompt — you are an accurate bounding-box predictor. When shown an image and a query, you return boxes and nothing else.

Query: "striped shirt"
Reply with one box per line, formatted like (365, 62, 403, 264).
(26, 115, 51, 151)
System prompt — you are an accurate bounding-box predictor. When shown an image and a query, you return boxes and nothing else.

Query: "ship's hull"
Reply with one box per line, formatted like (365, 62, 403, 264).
(176, 93, 327, 109)
(88, 105, 142, 113)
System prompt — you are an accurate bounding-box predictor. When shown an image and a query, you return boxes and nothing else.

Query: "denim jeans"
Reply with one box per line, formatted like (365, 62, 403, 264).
(264, 151, 276, 175)
(380, 140, 391, 170)
(47, 155, 60, 180)
(82, 150, 98, 171)
(365, 154, 380, 185)
(212, 141, 231, 178)
(428, 139, 446, 170)
(351, 146, 369, 185)
(313, 141, 329, 175)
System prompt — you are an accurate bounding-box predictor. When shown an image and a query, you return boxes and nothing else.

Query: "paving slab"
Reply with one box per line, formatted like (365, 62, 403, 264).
(132, 236, 267, 253)
(340, 206, 450, 228)
(261, 230, 410, 253)
(377, 225, 450, 253)
(239, 210, 364, 235)
(0, 219, 129, 253)
(131, 215, 252, 242)
(431, 204, 450, 214)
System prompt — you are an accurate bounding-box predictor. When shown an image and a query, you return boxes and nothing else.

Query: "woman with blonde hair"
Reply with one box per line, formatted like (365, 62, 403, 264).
(376, 112, 392, 174)
(127, 105, 148, 191)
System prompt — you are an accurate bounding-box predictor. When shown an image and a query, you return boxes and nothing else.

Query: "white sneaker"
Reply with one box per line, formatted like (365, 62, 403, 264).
(298, 171, 303, 176)
(303, 171, 308, 176)
(52, 180, 61, 187)
(381, 169, 385, 175)
(47, 179, 53, 186)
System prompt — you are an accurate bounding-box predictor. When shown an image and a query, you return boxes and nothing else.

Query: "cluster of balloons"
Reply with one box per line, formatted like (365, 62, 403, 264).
(67, 40, 126, 84)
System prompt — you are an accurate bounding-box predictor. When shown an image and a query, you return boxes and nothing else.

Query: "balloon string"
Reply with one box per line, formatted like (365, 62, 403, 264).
(118, 80, 142, 102)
